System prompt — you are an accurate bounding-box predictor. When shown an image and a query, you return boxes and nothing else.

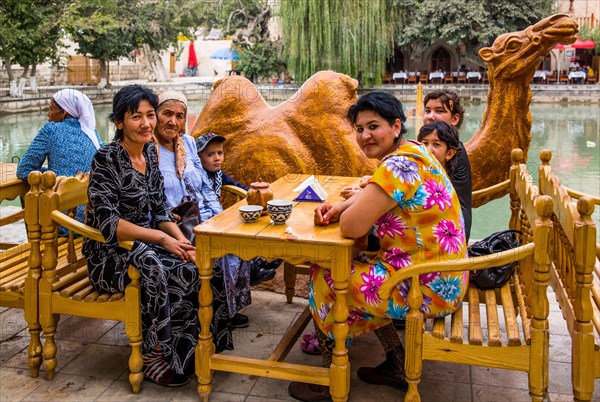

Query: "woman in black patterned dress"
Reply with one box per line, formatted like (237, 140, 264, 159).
(82, 85, 198, 387)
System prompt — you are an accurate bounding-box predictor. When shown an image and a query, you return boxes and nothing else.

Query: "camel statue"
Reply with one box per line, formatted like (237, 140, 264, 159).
(192, 13, 578, 204)
(468, 13, 578, 197)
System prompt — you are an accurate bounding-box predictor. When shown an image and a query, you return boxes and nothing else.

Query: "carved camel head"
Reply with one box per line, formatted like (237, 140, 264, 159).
(479, 14, 578, 82)
(465, 14, 578, 203)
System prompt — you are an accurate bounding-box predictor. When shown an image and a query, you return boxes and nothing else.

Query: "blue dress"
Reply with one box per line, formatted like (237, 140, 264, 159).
(16, 117, 103, 179)
(17, 117, 104, 229)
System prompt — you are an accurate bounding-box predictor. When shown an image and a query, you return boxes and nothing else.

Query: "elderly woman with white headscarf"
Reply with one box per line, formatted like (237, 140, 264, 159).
(153, 90, 254, 354)
(17, 89, 104, 227)
(17, 88, 103, 180)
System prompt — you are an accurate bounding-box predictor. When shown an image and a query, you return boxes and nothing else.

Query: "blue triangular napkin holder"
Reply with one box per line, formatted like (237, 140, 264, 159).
(294, 185, 326, 202)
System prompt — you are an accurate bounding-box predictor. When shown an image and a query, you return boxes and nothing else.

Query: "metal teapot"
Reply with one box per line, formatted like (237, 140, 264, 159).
(246, 181, 273, 216)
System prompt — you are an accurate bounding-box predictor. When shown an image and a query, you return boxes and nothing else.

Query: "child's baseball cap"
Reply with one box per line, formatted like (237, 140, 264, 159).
(196, 132, 226, 152)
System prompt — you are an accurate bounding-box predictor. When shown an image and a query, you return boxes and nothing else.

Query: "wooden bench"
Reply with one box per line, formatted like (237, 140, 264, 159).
(378, 149, 553, 401)
(25, 171, 144, 393)
(538, 150, 599, 401)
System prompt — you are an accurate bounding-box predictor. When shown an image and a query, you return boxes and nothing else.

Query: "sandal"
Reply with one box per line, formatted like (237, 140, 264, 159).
(300, 337, 322, 355)
(302, 331, 317, 343)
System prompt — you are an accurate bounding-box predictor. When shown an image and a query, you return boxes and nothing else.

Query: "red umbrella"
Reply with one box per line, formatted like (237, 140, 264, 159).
(554, 38, 595, 50)
(188, 42, 198, 69)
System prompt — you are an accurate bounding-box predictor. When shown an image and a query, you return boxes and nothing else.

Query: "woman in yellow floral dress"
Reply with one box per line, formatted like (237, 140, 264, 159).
(289, 91, 468, 401)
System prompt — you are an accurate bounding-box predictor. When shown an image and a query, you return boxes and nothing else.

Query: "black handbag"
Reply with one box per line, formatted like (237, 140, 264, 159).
(468, 230, 521, 290)
(171, 195, 200, 242)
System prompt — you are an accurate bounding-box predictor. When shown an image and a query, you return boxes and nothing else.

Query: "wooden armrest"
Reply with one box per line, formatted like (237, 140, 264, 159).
(378, 243, 535, 299)
(51, 210, 133, 251)
(472, 179, 510, 201)
(222, 185, 248, 199)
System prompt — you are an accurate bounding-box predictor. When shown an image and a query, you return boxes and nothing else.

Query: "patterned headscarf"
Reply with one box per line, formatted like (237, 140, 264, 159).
(154, 91, 188, 179)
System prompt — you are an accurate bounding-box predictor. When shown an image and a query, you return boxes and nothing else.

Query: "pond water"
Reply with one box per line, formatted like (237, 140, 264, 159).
(1, 100, 599, 241)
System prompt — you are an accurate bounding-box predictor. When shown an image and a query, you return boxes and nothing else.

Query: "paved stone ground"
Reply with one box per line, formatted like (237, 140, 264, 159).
(0, 213, 598, 401)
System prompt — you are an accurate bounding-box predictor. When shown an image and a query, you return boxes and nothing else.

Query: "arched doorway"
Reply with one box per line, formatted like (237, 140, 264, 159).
(431, 47, 451, 72)
(386, 47, 405, 72)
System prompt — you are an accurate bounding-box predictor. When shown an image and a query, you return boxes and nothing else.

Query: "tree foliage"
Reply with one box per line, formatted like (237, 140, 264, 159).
(280, 0, 554, 83)
(397, 0, 554, 57)
(62, 0, 136, 64)
(0, 0, 65, 79)
(280, 0, 402, 86)
(132, 0, 202, 51)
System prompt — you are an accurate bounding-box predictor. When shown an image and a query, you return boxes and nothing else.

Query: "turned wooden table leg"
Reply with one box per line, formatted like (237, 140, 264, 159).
(329, 248, 351, 402)
(196, 248, 215, 401)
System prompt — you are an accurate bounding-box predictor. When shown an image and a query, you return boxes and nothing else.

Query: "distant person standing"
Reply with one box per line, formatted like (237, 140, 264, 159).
(17, 88, 103, 180)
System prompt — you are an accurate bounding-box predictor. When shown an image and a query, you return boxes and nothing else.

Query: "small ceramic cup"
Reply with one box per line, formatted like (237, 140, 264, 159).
(239, 205, 264, 223)
(267, 200, 293, 225)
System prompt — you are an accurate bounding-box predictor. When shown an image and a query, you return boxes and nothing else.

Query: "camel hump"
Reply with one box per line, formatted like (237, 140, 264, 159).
(191, 75, 270, 138)
(287, 70, 358, 113)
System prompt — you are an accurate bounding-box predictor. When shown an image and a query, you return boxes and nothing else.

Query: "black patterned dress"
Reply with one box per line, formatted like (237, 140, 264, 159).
(82, 142, 199, 376)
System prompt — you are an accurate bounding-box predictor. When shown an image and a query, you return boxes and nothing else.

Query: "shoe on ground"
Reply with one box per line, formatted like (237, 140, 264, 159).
(356, 364, 408, 391)
(288, 381, 332, 401)
(231, 313, 249, 329)
(250, 266, 277, 286)
(144, 368, 191, 387)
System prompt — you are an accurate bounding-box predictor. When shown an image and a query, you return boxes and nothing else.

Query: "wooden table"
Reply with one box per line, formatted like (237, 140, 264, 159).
(194, 174, 358, 402)
(0, 162, 28, 202)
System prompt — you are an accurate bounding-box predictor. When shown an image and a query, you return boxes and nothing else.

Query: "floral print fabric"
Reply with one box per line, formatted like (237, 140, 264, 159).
(309, 141, 468, 339)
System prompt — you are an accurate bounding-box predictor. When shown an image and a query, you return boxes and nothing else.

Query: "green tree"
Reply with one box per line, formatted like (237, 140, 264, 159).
(62, 0, 136, 87)
(397, 0, 554, 61)
(280, 0, 403, 86)
(0, 0, 65, 96)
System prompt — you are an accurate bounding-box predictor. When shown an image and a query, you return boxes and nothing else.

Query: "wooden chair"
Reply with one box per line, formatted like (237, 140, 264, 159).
(1, 176, 34, 309)
(587, 73, 597, 84)
(25, 171, 144, 393)
(378, 148, 553, 401)
(407, 73, 417, 84)
(419, 71, 428, 84)
(457, 72, 467, 84)
(538, 150, 599, 401)
(444, 74, 454, 84)
(560, 71, 569, 84)
(382, 71, 392, 84)
(546, 70, 556, 84)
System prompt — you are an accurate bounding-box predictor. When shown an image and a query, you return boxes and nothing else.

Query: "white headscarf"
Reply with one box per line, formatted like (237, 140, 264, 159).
(53, 89, 100, 150)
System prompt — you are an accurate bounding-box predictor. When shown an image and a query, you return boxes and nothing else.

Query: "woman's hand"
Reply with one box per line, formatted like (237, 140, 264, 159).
(314, 203, 342, 226)
(359, 175, 372, 188)
(159, 236, 196, 262)
(340, 186, 362, 200)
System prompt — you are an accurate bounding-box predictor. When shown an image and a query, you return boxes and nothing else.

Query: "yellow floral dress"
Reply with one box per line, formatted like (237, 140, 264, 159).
(309, 141, 468, 338)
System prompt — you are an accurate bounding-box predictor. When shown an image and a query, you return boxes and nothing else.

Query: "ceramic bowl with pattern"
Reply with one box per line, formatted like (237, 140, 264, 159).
(239, 205, 264, 223)
(267, 200, 293, 225)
